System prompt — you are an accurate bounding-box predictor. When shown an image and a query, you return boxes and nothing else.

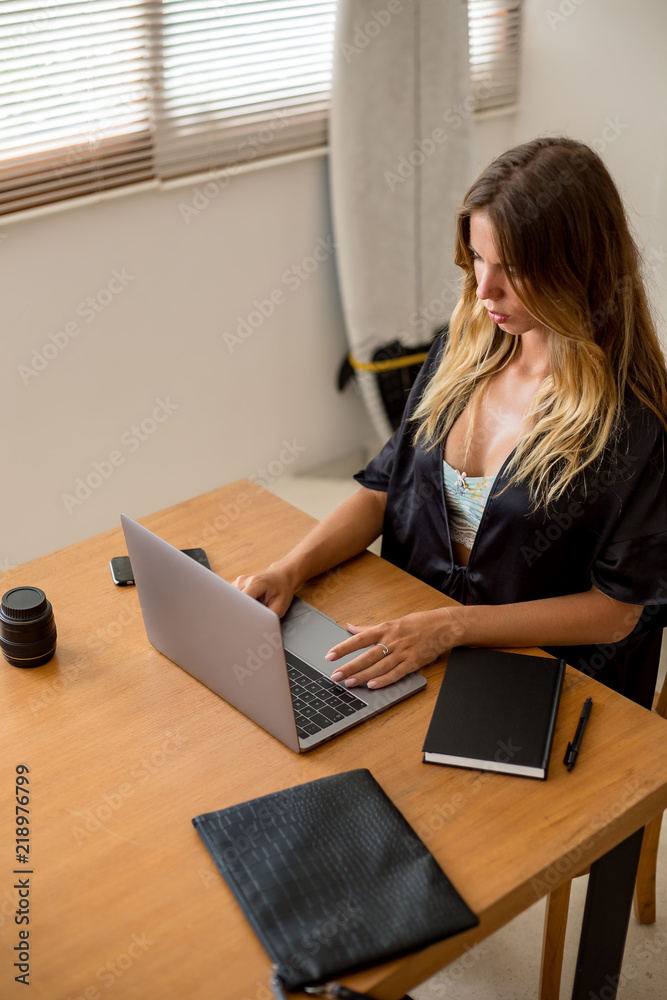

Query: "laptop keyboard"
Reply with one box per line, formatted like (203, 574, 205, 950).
(286, 655, 368, 740)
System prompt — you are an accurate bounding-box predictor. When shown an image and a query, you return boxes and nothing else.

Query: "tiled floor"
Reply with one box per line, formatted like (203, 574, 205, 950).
(267, 472, 667, 1000)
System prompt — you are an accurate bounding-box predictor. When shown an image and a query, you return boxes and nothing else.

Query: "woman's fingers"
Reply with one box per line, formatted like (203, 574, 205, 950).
(325, 621, 418, 689)
(232, 572, 293, 618)
(330, 643, 417, 689)
(324, 611, 456, 689)
(324, 622, 375, 659)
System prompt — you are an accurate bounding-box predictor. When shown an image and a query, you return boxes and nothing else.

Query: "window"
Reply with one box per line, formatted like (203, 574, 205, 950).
(0, 0, 522, 217)
(154, 0, 337, 179)
(1, 1, 155, 214)
(468, 0, 523, 112)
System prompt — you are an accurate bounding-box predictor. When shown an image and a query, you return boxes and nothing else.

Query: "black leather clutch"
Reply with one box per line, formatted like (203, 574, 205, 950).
(192, 768, 478, 998)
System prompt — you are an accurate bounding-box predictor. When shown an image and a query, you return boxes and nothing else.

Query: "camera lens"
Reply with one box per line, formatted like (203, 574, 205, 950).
(0, 586, 57, 667)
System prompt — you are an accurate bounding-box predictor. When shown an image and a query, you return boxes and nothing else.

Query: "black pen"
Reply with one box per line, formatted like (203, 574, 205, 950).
(564, 696, 593, 771)
(304, 985, 414, 1000)
(304, 986, 373, 999)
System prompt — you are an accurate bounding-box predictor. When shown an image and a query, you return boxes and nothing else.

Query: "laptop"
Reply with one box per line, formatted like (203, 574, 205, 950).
(120, 514, 426, 752)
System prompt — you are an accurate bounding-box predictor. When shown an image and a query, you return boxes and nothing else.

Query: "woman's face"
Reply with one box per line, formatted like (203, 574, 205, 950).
(469, 211, 546, 338)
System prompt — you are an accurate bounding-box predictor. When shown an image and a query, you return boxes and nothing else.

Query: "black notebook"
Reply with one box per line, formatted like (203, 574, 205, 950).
(192, 769, 478, 995)
(422, 647, 566, 779)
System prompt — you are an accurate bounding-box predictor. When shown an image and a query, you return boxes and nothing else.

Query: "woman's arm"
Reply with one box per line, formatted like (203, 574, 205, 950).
(325, 586, 644, 689)
(233, 486, 387, 617)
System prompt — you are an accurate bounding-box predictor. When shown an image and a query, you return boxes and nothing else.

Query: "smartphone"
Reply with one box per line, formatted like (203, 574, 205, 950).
(109, 548, 211, 586)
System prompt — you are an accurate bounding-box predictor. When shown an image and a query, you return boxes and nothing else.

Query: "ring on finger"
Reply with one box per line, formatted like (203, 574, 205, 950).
(378, 643, 390, 657)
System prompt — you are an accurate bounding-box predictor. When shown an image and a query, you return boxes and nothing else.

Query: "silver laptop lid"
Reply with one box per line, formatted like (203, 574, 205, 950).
(121, 514, 301, 752)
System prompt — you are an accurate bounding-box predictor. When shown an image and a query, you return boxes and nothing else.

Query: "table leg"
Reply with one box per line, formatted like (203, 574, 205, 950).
(570, 828, 644, 1000)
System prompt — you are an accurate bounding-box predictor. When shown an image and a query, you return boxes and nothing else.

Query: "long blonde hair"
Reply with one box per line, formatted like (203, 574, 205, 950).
(413, 137, 667, 505)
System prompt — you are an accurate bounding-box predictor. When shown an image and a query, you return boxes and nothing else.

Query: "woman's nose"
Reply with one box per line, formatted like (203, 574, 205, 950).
(476, 266, 503, 301)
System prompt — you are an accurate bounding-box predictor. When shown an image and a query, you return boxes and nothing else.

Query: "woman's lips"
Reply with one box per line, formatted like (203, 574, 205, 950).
(488, 309, 510, 323)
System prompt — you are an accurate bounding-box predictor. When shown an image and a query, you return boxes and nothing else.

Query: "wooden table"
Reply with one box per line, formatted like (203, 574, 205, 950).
(1, 481, 666, 1000)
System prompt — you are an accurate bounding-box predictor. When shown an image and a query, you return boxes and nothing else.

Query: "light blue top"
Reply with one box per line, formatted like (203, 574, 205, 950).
(443, 460, 496, 550)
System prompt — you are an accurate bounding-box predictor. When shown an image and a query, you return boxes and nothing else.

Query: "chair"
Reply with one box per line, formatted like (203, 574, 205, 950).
(538, 675, 667, 1000)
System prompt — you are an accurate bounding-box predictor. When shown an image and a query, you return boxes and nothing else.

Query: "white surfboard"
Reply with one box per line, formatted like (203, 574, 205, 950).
(330, 0, 476, 440)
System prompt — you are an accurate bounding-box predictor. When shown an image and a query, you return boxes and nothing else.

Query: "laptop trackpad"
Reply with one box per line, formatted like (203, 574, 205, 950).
(281, 608, 362, 672)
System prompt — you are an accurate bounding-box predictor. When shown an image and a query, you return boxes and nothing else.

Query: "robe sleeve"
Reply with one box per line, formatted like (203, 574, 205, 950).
(353, 434, 397, 493)
(591, 414, 667, 616)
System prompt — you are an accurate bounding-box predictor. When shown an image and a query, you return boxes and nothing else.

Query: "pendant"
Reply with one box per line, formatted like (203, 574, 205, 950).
(455, 469, 467, 492)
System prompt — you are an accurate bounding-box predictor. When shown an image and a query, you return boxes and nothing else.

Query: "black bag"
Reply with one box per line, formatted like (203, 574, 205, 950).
(193, 768, 478, 998)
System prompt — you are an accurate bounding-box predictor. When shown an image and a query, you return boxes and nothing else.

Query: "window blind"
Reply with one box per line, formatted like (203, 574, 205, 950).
(154, 0, 337, 181)
(467, 0, 523, 112)
(0, 1, 522, 218)
(0, 1, 154, 215)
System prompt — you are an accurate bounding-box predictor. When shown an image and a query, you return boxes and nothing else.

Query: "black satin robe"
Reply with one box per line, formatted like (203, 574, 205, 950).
(354, 333, 667, 708)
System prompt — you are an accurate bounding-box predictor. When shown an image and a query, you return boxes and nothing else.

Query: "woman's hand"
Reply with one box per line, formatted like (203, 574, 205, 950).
(232, 486, 387, 621)
(232, 565, 297, 619)
(325, 609, 464, 689)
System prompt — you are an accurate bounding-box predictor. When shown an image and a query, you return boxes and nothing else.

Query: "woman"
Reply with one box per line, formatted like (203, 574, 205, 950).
(235, 137, 667, 708)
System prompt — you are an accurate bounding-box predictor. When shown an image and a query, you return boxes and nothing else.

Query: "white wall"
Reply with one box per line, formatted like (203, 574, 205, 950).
(509, 0, 667, 338)
(2, 0, 665, 570)
(0, 154, 377, 567)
